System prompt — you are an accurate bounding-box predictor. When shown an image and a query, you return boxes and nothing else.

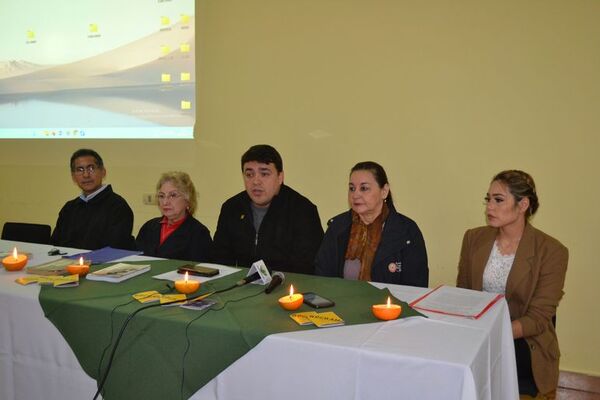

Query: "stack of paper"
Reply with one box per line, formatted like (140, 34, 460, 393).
(409, 285, 503, 319)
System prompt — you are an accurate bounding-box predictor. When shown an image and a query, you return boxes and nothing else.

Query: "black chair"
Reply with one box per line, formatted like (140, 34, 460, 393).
(1, 222, 52, 244)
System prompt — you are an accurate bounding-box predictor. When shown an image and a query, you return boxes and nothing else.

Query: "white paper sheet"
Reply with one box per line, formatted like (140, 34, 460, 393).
(410, 285, 503, 319)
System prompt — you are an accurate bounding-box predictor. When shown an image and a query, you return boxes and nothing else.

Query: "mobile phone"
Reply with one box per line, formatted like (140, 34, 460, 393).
(177, 265, 220, 277)
(303, 292, 335, 309)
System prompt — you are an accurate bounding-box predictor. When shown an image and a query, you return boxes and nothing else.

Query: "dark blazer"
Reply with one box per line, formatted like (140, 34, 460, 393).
(136, 215, 212, 262)
(211, 185, 324, 274)
(315, 204, 428, 287)
(457, 223, 568, 395)
(51, 185, 135, 250)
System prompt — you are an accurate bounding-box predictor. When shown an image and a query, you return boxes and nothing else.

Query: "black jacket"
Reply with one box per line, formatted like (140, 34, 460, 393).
(50, 185, 135, 250)
(136, 215, 212, 262)
(211, 185, 324, 274)
(315, 204, 429, 287)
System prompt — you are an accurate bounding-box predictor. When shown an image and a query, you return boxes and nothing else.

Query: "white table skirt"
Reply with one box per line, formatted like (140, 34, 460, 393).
(0, 240, 518, 400)
(193, 284, 518, 400)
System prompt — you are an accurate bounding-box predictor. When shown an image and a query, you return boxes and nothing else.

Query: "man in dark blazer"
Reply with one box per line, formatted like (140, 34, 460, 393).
(51, 149, 135, 250)
(211, 145, 324, 274)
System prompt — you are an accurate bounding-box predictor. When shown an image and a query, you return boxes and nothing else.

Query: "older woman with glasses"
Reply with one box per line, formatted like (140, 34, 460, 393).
(136, 171, 212, 262)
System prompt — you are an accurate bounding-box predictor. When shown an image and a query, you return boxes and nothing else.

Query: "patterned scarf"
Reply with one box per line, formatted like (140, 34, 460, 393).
(344, 202, 389, 280)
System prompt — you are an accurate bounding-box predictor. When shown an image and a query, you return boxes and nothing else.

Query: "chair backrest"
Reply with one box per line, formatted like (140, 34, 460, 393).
(1, 222, 52, 245)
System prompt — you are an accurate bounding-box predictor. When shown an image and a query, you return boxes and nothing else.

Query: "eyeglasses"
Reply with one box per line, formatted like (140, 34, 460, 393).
(73, 164, 99, 175)
(157, 192, 183, 202)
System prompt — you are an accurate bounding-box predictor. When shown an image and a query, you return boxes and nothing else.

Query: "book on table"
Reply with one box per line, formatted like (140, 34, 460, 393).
(25, 259, 73, 276)
(86, 263, 151, 283)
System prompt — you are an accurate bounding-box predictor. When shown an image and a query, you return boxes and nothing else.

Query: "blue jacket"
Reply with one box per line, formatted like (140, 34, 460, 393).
(315, 204, 428, 287)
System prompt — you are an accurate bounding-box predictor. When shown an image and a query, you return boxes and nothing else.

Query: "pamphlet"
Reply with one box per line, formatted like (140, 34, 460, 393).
(289, 311, 344, 327)
(290, 311, 319, 325)
(132, 290, 162, 303)
(180, 298, 217, 311)
(159, 294, 187, 305)
(16, 274, 79, 288)
(307, 311, 345, 327)
(15, 276, 40, 286)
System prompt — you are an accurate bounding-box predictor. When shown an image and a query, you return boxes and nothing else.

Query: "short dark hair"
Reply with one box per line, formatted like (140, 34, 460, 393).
(241, 144, 283, 172)
(350, 161, 394, 206)
(70, 149, 104, 171)
(492, 170, 539, 218)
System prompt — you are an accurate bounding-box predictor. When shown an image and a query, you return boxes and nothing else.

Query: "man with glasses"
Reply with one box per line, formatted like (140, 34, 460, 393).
(50, 148, 135, 250)
(211, 144, 324, 274)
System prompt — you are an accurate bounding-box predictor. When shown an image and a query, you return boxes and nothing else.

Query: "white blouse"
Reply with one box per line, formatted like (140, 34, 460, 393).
(482, 241, 515, 294)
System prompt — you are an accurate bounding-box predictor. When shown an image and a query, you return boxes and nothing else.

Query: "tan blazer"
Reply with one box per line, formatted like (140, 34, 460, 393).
(457, 223, 568, 395)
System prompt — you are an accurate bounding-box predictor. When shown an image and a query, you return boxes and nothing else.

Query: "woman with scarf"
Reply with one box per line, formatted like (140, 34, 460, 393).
(315, 161, 428, 286)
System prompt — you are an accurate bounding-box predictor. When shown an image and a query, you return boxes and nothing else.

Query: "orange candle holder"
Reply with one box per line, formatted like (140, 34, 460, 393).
(278, 285, 304, 310)
(175, 272, 200, 294)
(66, 257, 91, 276)
(2, 248, 28, 272)
(279, 294, 304, 310)
(372, 297, 402, 321)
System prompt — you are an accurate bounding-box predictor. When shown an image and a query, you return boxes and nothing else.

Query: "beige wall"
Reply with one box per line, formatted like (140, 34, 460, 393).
(1, 0, 598, 375)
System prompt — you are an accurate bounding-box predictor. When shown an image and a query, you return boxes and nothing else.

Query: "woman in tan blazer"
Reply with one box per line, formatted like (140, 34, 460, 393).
(457, 170, 568, 400)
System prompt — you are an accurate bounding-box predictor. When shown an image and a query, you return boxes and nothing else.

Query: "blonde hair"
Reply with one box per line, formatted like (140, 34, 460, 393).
(156, 171, 198, 215)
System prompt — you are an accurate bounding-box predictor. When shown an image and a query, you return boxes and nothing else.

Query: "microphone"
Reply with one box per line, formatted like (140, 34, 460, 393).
(265, 272, 285, 294)
(235, 271, 262, 286)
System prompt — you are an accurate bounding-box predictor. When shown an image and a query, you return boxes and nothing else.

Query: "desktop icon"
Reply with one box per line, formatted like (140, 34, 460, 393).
(181, 14, 190, 24)
(180, 72, 191, 81)
(161, 16, 170, 26)
(161, 73, 171, 83)
(89, 23, 98, 33)
(181, 101, 191, 110)
(180, 43, 190, 53)
(160, 45, 170, 55)
(26, 30, 35, 39)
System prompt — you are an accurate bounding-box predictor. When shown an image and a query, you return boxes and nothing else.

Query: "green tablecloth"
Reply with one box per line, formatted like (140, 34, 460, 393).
(39, 260, 422, 400)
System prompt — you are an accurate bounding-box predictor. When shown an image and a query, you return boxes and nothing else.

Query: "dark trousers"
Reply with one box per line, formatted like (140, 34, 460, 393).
(515, 338, 539, 396)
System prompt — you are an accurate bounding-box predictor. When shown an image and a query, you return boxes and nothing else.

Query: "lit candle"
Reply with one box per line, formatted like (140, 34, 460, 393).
(278, 284, 304, 311)
(2, 247, 28, 271)
(175, 271, 200, 294)
(372, 296, 402, 321)
(66, 256, 90, 276)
